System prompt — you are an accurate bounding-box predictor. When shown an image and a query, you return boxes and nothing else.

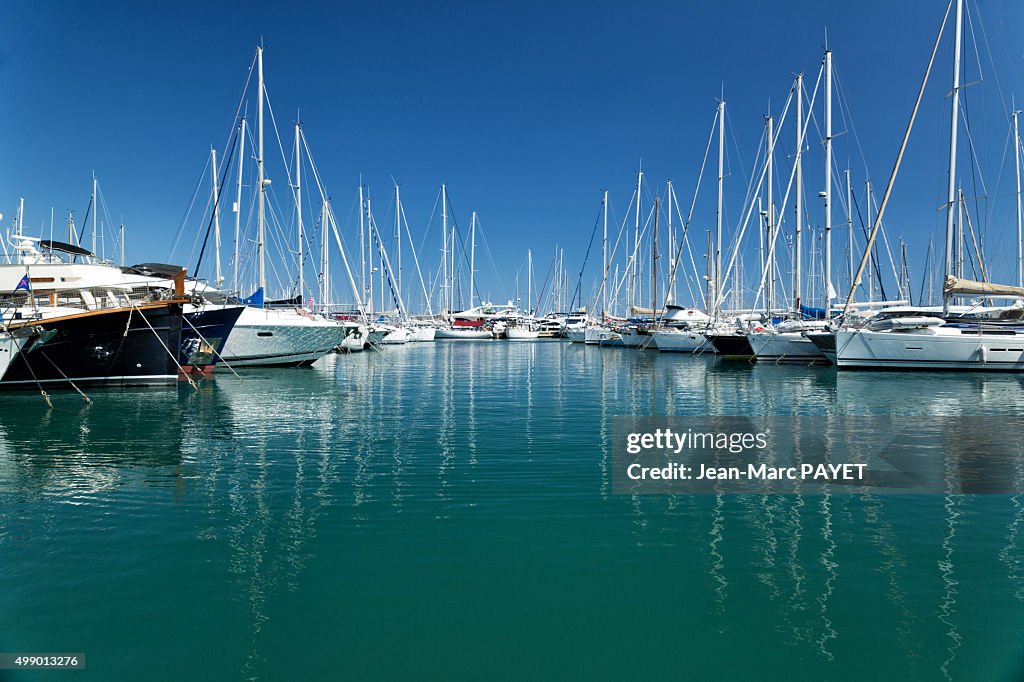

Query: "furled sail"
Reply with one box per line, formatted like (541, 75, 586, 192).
(944, 275, 1024, 298)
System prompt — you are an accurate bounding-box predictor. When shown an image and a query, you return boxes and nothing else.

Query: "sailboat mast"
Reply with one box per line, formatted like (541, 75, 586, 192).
(602, 189, 608, 315)
(321, 199, 330, 307)
(528, 248, 533, 315)
(211, 147, 223, 286)
(866, 180, 874, 301)
(256, 46, 266, 295)
(295, 121, 303, 303)
(120, 223, 125, 266)
(470, 211, 476, 308)
(824, 49, 833, 310)
(1014, 107, 1022, 287)
(942, 0, 963, 316)
(715, 99, 725, 319)
(956, 186, 964, 278)
(91, 173, 97, 259)
(766, 114, 775, 314)
(395, 184, 402, 309)
(233, 117, 245, 294)
(441, 183, 448, 313)
(359, 180, 366, 311)
(367, 194, 374, 313)
(631, 166, 643, 310)
(846, 167, 853, 298)
(652, 196, 659, 323)
(667, 181, 674, 302)
(794, 72, 803, 315)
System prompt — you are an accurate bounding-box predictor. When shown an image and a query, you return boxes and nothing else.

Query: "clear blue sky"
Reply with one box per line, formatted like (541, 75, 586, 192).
(2, 1, 1023, 309)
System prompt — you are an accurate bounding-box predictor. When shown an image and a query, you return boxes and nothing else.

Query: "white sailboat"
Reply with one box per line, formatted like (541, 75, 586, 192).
(217, 47, 343, 367)
(835, 0, 1024, 371)
(746, 65, 829, 363)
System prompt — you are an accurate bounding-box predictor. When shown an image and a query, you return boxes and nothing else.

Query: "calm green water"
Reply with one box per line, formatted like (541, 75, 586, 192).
(1, 342, 1023, 681)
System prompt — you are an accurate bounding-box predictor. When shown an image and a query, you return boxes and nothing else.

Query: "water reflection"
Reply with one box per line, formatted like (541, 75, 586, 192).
(1, 344, 1023, 679)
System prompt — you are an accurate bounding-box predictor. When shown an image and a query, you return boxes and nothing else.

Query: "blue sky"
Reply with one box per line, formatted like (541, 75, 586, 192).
(2, 1, 1023, 311)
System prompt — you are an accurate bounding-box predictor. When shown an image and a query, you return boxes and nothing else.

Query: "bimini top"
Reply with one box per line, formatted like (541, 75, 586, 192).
(123, 263, 186, 278)
(39, 239, 93, 257)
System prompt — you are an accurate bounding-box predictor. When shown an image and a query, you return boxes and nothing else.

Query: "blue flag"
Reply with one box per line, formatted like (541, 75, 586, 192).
(13, 274, 30, 294)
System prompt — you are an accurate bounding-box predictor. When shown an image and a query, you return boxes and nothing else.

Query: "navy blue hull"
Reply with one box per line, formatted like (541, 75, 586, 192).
(0, 303, 183, 389)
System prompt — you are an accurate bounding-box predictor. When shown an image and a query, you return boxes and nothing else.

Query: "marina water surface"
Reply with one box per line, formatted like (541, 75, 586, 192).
(1, 342, 1023, 680)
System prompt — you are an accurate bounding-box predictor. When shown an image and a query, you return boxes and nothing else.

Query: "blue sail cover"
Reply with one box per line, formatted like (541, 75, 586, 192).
(800, 304, 828, 320)
(241, 287, 265, 307)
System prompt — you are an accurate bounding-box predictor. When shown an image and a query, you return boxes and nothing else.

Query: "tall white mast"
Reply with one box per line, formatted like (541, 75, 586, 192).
(956, 186, 964, 278)
(631, 166, 643, 310)
(359, 179, 366, 311)
(602, 189, 608, 315)
(211, 147, 223, 286)
(765, 114, 775, 313)
(256, 45, 266, 295)
(233, 117, 246, 294)
(667, 180, 674, 302)
(91, 172, 98, 258)
(1014, 107, 1022, 287)
(846, 168, 854, 297)
(866, 180, 874, 302)
(715, 99, 725, 319)
(824, 49, 834, 309)
(527, 248, 533, 315)
(942, 0, 963, 316)
(393, 183, 401, 305)
(367, 194, 374, 313)
(120, 223, 125, 266)
(321, 199, 330, 307)
(794, 72, 803, 314)
(450, 195, 457, 310)
(295, 120, 303, 303)
(469, 211, 477, 308)
(441, 183, 448, 313)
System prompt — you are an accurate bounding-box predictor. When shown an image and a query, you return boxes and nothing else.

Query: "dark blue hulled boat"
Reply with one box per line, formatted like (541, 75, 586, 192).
(180, 304, 246, 375)
(1, 300, 185, 389)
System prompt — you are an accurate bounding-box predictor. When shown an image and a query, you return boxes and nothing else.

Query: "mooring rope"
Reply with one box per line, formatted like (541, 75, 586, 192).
(40, 350, 91, 403)
(132, 303, 199, 391)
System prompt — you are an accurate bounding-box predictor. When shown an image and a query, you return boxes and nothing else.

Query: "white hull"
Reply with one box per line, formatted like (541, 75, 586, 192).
(220, 306, 343, 367)
(748, 331, 828, 361)
(435, 327, 492, 340)
(566, 329, 586, 343)
(0, 332, 30, 380)
(339, 331, 367, 352)
(506, 328, 541, 340)
(835, 326, 1024, 371)
(407, 326, 436, 342)
(651, 329, 713, 353)
(584, 326, 620, 345)
(619, 330, 654, 349)
(379, 327, 409, 345)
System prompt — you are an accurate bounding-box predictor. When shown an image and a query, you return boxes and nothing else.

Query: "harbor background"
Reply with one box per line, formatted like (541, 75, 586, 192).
(1, 343, 1023, 680)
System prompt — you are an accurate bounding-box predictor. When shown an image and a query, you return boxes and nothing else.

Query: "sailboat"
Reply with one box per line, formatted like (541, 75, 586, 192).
(746, 66, 829, 363)
(215, 47, 344, 367)
(835, 0, 1024, 371)
(507, 249, 541, 340)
